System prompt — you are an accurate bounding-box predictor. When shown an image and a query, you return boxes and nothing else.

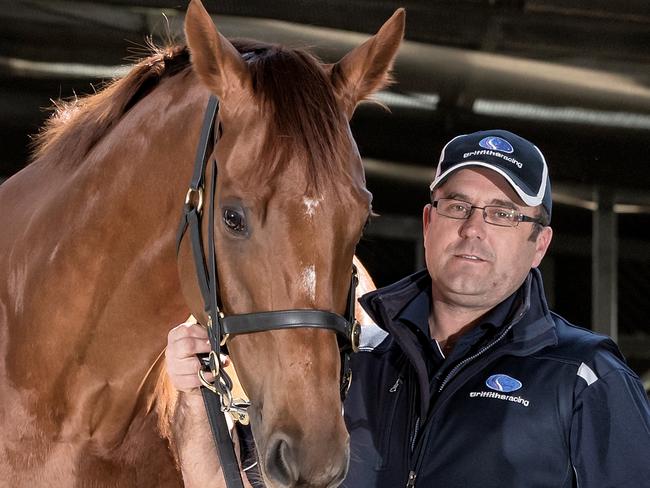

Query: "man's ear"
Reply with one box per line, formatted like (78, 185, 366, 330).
(328, 9, 405, 119)
(532, 226, 553, 268)
(423, 203, 433, 240)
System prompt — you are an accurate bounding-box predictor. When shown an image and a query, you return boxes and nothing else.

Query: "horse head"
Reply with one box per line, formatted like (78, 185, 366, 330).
(178, 1, 404, 486)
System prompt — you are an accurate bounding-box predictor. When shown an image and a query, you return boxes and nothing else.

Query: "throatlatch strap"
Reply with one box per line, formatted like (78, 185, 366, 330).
(175, 95, 219, 304)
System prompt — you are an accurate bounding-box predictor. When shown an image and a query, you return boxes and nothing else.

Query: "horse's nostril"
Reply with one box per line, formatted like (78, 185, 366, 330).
(263, 432, 349, 488)
(265, 435, 297, 487)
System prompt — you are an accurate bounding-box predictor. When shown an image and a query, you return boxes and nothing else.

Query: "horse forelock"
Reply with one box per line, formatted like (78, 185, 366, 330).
(233, 40, 350, 193)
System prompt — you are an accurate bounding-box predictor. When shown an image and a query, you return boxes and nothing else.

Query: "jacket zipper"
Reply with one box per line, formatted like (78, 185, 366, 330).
(404, 425, 432, 487)
(409, 417, 420, 452)
(406, 470, 417, 487)
(404, 365, 421, 486)
(437, 310, 524, 393)
(404, 310, 527, 487)
(405, 365, 419, 454)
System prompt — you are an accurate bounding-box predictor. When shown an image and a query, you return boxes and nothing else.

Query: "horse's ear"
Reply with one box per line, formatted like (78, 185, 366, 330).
(330, 8, 405, 118)
(184, 0, 251, 100)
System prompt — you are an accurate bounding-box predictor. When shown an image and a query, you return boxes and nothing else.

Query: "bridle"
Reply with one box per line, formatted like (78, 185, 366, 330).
(175, 95, 360, 488)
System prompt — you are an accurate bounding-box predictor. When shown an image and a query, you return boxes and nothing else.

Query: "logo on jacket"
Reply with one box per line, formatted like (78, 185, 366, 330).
(479, 136, 514, 154)
(485, 374, 522, 393)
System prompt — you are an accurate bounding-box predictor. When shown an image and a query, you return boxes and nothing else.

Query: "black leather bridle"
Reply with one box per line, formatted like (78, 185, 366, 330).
(175, 95, 360, 488)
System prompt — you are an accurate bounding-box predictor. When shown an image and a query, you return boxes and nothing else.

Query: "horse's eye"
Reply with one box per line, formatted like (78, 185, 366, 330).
(223, 207, 246, 234)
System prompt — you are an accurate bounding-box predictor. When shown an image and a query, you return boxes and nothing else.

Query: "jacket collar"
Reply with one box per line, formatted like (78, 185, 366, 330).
(358, 269, 431, 329)
(360, 268, 558, 406)
(360, 268, 555, 344)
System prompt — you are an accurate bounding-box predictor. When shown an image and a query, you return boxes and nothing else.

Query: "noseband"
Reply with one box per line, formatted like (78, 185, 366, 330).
(175, 96, 360, 488)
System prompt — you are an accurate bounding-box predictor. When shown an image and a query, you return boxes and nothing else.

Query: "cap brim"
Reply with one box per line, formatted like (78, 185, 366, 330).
(429, 161, 546, 207)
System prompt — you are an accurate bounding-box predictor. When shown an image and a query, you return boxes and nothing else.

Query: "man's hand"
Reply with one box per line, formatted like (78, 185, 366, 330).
(166, 319, 249, 487)
(165, 319, 230, 394)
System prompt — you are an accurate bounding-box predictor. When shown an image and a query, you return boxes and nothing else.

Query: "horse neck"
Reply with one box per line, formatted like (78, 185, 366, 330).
(0, 74, 208, 439)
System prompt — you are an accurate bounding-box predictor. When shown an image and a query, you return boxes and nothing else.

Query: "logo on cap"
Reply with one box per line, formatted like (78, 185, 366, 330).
(485, 374, 522, 393)
(479, 136, 514, 154)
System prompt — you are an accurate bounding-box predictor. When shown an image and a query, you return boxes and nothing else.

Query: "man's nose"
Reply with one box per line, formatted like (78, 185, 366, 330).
(459, 208, 487, 239)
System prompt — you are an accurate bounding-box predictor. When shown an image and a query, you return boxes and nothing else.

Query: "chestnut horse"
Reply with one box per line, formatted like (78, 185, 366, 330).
(0, 1, 403, 486)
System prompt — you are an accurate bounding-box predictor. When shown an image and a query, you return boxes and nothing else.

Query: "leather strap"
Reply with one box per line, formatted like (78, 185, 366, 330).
(190, 96, 219, 191)
(201, 388, 245, 488)
(222, 309, 351, 337)
(189, 207, 212, 308)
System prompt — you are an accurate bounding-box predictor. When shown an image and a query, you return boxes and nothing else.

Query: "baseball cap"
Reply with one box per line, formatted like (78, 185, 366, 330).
(429, 130, 552, 221)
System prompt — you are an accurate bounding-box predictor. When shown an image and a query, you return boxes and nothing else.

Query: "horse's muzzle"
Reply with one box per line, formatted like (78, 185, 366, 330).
(264, 430, 350, 488)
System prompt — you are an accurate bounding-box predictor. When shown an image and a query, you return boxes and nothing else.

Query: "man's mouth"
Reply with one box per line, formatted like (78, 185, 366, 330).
(456, 254, 485, 262)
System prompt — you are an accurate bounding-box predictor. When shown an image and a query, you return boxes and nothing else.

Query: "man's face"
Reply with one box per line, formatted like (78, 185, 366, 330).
(423, 168, 553, 310)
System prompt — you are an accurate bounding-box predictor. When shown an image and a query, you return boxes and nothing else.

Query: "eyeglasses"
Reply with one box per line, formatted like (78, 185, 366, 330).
(432, 198, 543, 228)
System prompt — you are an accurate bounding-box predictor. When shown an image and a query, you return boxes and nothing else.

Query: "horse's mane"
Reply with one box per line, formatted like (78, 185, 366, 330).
(32, 40, 348, 190)
(31, 45, 190, 168)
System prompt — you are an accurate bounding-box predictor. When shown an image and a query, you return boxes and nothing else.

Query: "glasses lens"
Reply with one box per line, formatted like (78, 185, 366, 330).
(438, 199, 470, 219)
(484, 207, 518, 227)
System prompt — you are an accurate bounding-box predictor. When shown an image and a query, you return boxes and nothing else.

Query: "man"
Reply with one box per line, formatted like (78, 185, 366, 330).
(167, 130, 650, 487)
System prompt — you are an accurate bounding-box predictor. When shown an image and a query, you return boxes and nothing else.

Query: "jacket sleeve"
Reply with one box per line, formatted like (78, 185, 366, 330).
(570, 355, 650, 488)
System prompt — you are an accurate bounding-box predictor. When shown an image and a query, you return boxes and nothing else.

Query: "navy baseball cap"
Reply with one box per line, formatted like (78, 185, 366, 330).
(430, 129, 552, 221)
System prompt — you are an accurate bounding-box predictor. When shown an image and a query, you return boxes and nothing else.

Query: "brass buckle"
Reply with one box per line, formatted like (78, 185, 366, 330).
(208, 350, 220, 376)
(342, 369, 353, 397)
(350, 320, 361, 353)
(198, 369, 218, 394)
(184, 187, 204, 213)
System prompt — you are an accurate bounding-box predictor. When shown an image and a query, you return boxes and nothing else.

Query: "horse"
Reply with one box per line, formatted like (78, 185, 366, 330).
(0, 0, 404, 486)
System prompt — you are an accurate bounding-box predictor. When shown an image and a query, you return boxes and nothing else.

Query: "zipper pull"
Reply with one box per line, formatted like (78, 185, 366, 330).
(389, 377, 402, 393)
(406, 470, 417, 487)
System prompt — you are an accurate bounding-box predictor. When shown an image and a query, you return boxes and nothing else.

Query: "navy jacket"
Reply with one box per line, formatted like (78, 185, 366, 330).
(343, 269, 650, 488)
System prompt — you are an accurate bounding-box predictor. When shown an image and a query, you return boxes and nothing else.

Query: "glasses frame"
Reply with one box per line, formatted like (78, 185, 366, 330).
(432, 198, 544, 228)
